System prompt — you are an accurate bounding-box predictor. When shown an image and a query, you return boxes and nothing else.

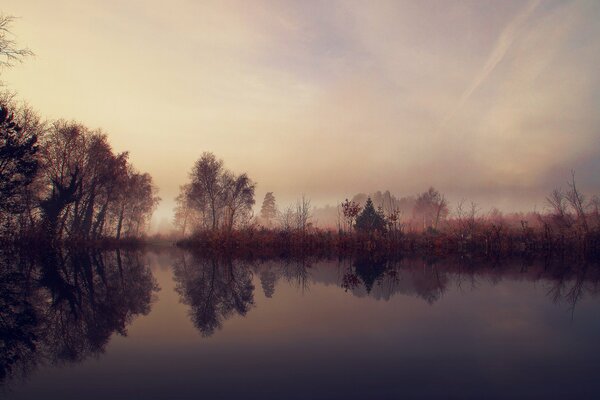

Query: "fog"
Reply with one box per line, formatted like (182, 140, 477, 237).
(3, 0, 600, 229)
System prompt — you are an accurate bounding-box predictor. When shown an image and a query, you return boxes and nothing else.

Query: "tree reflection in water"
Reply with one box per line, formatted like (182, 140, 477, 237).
(4, 246, 599, 385)
(338, 255, 600, 309)
(172, 253, 254, 337)
(172, 251, 600, 338)
(0, 247, 158, 384)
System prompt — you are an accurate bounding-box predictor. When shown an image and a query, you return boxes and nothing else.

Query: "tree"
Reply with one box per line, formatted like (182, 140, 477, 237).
(566, 171, 589, 235)
(37, 120, 158, 240)
(413, 187, 448, 232)
(341, 198, 361, 231)
(355, 197, 386, 234)
(0, 104, 38, 215)
(260, 192, 277, 224)
(184, 152, 255, 232)
(546, 188, 573, 231)
(188, 152, 224, 230)
(115, 170, 160, 238)
(295, 195, 312, 233)
(173, 184, 196, 236)
(38, 121, 86, 238)
(277, 205, 295, 232)
(221, 172, 255, 231)
(0, 15, 33, 71)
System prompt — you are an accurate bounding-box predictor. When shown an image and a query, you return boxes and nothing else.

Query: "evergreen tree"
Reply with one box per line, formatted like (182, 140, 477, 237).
(260, 192, 277, 221)
(354, 197, 386, 234)
(0, 104, 38, 214)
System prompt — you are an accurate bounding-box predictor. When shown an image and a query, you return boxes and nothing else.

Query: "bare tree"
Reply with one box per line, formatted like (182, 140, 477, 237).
(38, 120, 158, 240)
(222, 171, 255, 231)
(173, 184, 195, 236)
(295, 195, 312, 233)
(413, 187, 448, 231)
(566, 171, 588, 234)
(455, 200, 479, 240)
(188, 152, 224, 230)
(590, 195, 600, 228)
(0, 15, 33, 71)
(278, 205, 295, 232)
(183, 152, 255, 232)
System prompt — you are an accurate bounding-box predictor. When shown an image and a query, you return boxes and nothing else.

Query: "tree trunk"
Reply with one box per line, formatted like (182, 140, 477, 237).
(116, 204, 125, 240)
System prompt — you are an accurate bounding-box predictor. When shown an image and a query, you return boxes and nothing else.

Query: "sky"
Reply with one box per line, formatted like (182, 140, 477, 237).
(2, 0, 600, 226)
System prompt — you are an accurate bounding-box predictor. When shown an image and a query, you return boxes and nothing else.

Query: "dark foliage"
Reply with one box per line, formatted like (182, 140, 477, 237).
(355, 197, 386, 234)
(0, 104, 38, 214)
(0, 246, 157, 383)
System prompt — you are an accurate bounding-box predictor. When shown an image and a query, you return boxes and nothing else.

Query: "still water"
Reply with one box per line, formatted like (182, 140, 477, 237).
(2, 247, 600, 399)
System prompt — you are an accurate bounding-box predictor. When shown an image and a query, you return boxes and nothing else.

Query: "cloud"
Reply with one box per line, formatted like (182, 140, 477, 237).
(2, 0, 600, 219)
(438, 0, 541, 130)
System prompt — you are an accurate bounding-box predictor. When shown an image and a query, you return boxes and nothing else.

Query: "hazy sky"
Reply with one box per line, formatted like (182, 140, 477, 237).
(3, 0, 600, 223)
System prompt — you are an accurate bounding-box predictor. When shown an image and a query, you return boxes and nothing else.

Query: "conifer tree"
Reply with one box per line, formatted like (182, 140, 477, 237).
(355, 197, 386, 234)
(260, 192, 277, 222)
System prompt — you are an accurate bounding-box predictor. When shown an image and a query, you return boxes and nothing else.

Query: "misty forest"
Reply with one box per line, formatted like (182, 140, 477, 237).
(2, 3, 600, 399)
(2, 26, 600, 255)
(2, 77, 600, 256)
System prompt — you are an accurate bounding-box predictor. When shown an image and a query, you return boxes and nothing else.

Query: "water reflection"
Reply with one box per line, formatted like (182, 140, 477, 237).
(3, 248, 600, 399)
(0, 247, 158, 384)
(174, 252, 600, 337)
(339, 256, 600, 309)
(172, 253, 254, 337)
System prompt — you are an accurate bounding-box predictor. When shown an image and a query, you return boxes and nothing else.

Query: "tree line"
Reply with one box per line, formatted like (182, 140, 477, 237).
(174, 153, 600, 258)
(0, 101, 159, 242)
(0, 16, 159, 243)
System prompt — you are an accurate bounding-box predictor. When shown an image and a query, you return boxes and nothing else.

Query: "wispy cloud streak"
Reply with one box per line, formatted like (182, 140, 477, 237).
(438, 0, 541, 130)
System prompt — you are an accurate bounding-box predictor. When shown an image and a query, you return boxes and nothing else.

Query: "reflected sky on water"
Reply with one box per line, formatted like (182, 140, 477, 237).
(2, 248, 600, 399)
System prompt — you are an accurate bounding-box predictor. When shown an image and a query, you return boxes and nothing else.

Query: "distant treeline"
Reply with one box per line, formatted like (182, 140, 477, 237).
(0, 100, 159, 243)
(175, 154, 600, 258)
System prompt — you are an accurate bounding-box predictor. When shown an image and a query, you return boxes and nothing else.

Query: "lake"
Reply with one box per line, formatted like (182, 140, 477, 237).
(2, 247, 600, 399)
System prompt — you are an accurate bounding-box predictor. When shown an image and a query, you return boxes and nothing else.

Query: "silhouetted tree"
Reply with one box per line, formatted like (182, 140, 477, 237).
(355, 197, 386, 234)
(0, 15, 33, 70)
(184, 152, 255, 232)
(0, 104, 38, 217)
(566, 171, 589, 235)
(222, 171, 255, 231)
(341, 198, 361, 232)
(0, 19, 157, 242)
(188, 152, 224, 230)
(37, 120, 158, 240)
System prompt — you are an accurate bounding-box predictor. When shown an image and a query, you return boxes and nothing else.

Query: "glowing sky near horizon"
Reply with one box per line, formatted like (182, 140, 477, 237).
(2, 0, 600, 225)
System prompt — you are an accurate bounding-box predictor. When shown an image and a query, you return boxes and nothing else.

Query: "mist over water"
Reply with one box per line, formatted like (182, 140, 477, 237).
(2, 1, 600, 398)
